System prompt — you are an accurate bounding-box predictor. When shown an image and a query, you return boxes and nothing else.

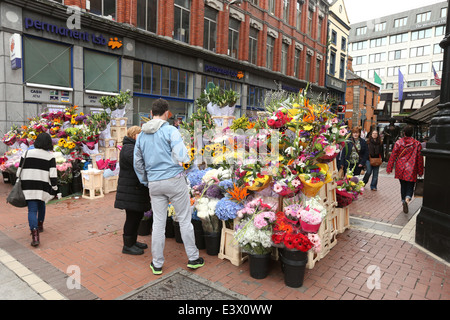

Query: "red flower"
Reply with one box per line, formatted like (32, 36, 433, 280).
(268, 119, 275, 127)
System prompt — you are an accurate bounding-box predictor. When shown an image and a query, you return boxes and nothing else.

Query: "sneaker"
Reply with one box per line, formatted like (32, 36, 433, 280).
(187, 257, 205, 269)
(150, 262, 162, 275)
(402, 201, 409, 214)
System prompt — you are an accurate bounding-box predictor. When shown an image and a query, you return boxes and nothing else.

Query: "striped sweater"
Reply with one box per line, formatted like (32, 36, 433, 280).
(16, 148, 58, 203)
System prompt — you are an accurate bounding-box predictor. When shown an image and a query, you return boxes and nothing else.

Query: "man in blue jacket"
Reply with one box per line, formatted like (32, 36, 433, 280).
(134, 99, 204, 275)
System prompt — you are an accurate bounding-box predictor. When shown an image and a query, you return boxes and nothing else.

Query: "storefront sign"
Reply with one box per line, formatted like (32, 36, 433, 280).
(9, 34, 22, 70)
(24, 87, 72, 104)
(83, 93, 103, 107)
(24, 17, 121, 50)
(204, 64, 244, 80)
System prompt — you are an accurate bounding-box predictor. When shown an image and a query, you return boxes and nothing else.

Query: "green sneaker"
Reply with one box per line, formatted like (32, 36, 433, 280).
(187, 257, 205, 269)
(150, 262, 162, 275)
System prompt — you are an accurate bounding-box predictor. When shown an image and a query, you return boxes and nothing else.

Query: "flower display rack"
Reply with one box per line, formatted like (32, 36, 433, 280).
(99, 138, 116, 148)
(99, 146, 118, 161)
(110, 126, 127, 144)
(103, 175, 118, 194)
(218, 218, 248, 266)
(110, 117, 127, 127)
(81, 170, 104, 200)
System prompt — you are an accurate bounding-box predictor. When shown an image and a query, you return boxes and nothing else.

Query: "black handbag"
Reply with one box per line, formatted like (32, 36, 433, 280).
(414, 178, 424, 197)
(6, 151, 28, 208)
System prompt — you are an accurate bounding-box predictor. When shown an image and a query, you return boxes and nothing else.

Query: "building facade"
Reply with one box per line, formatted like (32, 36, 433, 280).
(325, 0, 349, 111)
(348, 1, 446, 123)
(0, 0, 331, 153)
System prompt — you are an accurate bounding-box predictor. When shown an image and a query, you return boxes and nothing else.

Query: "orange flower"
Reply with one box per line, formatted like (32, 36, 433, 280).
(247, 122, 255, 129)
(227, 183, 249, 202)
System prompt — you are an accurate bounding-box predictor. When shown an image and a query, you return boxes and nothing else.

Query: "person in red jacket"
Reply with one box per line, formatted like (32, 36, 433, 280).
(386, 125, 424, 213)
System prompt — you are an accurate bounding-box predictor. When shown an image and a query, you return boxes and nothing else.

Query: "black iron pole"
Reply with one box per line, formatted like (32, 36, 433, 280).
(415, 1, 450, 262)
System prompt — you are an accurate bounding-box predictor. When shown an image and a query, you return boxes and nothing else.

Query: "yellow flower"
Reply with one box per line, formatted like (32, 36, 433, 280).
(303, 124, 313, 131)
(68, 142, 76, 149)
(64, 143, 69, 148)
(32, 135, 37, 140)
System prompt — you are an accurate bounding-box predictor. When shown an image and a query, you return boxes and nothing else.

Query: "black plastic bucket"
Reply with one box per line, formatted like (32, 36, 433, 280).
(204, 232, 221, 255)
(248, 253, 271, 279)
(192, 220, 205, 249)
(280, 248, 308, 288)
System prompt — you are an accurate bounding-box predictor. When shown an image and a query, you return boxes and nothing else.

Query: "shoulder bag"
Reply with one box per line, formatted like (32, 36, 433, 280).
(369, 155, 382, 167)
(6, 151, 28, 208)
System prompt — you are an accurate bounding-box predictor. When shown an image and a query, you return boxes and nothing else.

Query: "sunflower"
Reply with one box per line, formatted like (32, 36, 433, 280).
(189, 147, 197, 156)
(58, 138, 65, 147)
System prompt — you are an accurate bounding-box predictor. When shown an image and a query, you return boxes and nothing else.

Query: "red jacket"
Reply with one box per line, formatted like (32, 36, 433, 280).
(386, 137, 424, 182)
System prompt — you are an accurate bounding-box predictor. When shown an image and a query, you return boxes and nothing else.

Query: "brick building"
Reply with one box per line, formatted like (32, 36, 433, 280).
(0, 0, 330, 152)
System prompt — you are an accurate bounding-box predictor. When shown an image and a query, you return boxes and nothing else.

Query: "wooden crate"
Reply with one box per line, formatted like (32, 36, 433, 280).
(89, 153, 104, 169)
(336, 207, 350, 233)
(103, 175, 118, 194)
(111, 117, 128, 127)
(218, 218, 247, 266)
(110, 126, 127, 144)
(99, 146, 118, 160)
(99, 138, 116, 148)
(81, 170, 104, 200)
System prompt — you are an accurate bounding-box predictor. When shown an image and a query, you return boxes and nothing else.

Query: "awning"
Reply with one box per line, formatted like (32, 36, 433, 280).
(376, 100, 386, 110)
(412, 99, 423, 109)
(402, 99, 413, 110)
(392, 101, 401, 113)
(405, 96, 440, 124)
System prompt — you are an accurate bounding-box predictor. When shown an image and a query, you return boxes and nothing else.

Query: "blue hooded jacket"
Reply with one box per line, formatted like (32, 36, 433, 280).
(134, 119, 189, 185)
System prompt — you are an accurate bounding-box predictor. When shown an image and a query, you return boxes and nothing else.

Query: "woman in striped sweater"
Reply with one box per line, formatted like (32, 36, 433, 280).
(16, 133, 58, 246)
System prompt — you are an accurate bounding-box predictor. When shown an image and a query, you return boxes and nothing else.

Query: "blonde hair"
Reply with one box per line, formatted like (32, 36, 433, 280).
(127, 126, 141, 139)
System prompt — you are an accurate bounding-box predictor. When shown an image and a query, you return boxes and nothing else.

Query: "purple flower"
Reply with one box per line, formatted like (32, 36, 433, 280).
(205, 184, 224, 199)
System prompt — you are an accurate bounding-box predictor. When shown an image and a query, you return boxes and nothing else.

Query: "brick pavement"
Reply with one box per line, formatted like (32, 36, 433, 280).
(0, 168, 448, 300)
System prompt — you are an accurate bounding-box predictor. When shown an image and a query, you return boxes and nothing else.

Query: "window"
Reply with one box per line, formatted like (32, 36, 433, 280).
(410, 45, 431, 58)
(394, 17, 407, 28)
(408, 62, 429, 74)
(316, 58, 322, 82)
(137, 0, 157, 33)
(247, 86, 267, 110)
(283, 0, 290, 24)
(281, 43, 289, 74)
(249, 27, 258, 65)
(374, 22, 386, 32)
(203, 7, 217, 52)
(341, 37, 346, 51)
(89, 0, 116, 19)
(305, 54, 311, 81)
(388, 49, 407, 60)
(294, 48, 300, 78)
(356, 26, 367, 36)
(266, 36, 275, 70)
(84, 50, 120, 92)
(331, 30, 337, 45)
(228, 18, 240, 58)
(352, 40, 368, 51)
(389, 33, 408, 44)
(317, 17, 323, 42)
(329, 51, 336, 75)
(407, 80, 427, 88)
(416, 11, 431, 23)
(386, 83, 393, 89)
(249, 0, 258, 6)
(441, 7, 447, 18)
(434, 43, 444, 54)
(433, 60, 443, 71)
(368, 68, 384, 78)
(436, 26, 445, 37)
(370, 37, 387, 47)
(307, 8, 313, 36)
(387, 66, 406, 76)
(411, 28, 432, 41)
(355, 70, 367, 79)
(174, 0, 190, 43)
(296, 1, 302, 31)
(354, 55, 367, 65)
(268, 0, 275, 14)
(339, 57, 345, 79)
(23, 36, 72, 87)
(369, 52, 386, 63)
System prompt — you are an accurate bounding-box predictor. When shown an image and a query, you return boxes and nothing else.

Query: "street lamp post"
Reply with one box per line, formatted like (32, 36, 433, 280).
(415, 1, 450, 262)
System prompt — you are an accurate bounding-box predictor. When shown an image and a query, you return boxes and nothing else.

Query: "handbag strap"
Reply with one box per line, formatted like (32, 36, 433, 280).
(18, 150, 29, 180)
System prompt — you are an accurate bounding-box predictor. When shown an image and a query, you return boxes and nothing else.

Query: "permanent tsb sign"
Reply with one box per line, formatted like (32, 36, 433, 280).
(24, 17, 123, 50)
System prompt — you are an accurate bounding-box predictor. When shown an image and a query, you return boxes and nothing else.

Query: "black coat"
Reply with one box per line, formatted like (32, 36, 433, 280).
(114, 136, 151, 212)
(339, 137, 369, 175)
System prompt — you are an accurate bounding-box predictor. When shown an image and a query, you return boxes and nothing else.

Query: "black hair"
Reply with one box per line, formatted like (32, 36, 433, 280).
(404, 125, 414, 137)
(152, 99, 169, 117)
(34, 133, 53, 151)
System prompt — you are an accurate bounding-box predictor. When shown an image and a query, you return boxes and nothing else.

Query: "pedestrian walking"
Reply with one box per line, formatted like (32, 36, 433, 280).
(363, 130, 384, 191)
(114, 126, 151, 255)
(339, 127, 369, 176)
(386, 125, 424, 213)
(16, 133, 57, 247)
(134, 98, 204, 275)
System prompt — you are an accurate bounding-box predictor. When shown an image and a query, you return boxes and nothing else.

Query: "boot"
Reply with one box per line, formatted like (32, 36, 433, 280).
(122, 235, 144, 255)
(134, 241, 148, 249)
(38, 221, 44, 233)
(31, 229, 40, 247)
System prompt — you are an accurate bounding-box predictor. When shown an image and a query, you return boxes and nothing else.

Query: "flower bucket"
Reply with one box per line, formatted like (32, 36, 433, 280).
(336, 189, 354, 208)
(57, 183, 70, 197)
(192, 219, 206, 250)
(204, 231, 221, 255)
(248, 253, 271, 279)
(138, 218, 152, 236)
(280, 248, 308, 288)
(9, 172, 17, 186)
(2, 171, 10, 184)
(300, 220, 321, 233)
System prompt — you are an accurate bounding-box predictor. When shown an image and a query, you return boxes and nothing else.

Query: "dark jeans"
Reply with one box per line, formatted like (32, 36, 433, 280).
(27, 200, 45, 231)
(363, 160, 380, 190)
(123, 210, 144, 237)
(399, 180, 415, 202)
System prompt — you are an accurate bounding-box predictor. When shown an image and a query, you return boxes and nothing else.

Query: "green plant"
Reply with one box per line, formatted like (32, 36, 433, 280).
(99, 90, 131, 110)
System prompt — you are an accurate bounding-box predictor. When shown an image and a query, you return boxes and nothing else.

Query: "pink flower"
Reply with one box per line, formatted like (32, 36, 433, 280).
(324, 145, 337, 156)
(273, 183, 283, 193)
(339, 128, 348, 136)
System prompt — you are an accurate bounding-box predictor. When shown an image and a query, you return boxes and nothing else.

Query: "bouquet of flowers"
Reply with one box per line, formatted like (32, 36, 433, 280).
(336, 163, 365, 207)
(272, 164, 303, 197)
(298, 163, 332, 198)
(195, 197, 221, 233)
(56, 160, 73, 185)
(298, 196, 327, 233)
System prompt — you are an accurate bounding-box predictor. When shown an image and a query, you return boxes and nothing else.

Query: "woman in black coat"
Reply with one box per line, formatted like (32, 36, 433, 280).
(339, 127, 369, 176)
(114, 126, 151, 255)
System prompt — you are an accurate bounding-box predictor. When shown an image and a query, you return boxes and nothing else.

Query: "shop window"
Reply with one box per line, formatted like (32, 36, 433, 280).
(133, 61, 142, 92)
(23, 36, 72, 88)
(152, 64, 161, 94)
(84, 49, 120, 92)
(137, 0, 158, 33)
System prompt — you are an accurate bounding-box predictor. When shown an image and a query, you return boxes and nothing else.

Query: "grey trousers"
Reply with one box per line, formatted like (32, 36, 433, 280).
(148, 174, 199, 268)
